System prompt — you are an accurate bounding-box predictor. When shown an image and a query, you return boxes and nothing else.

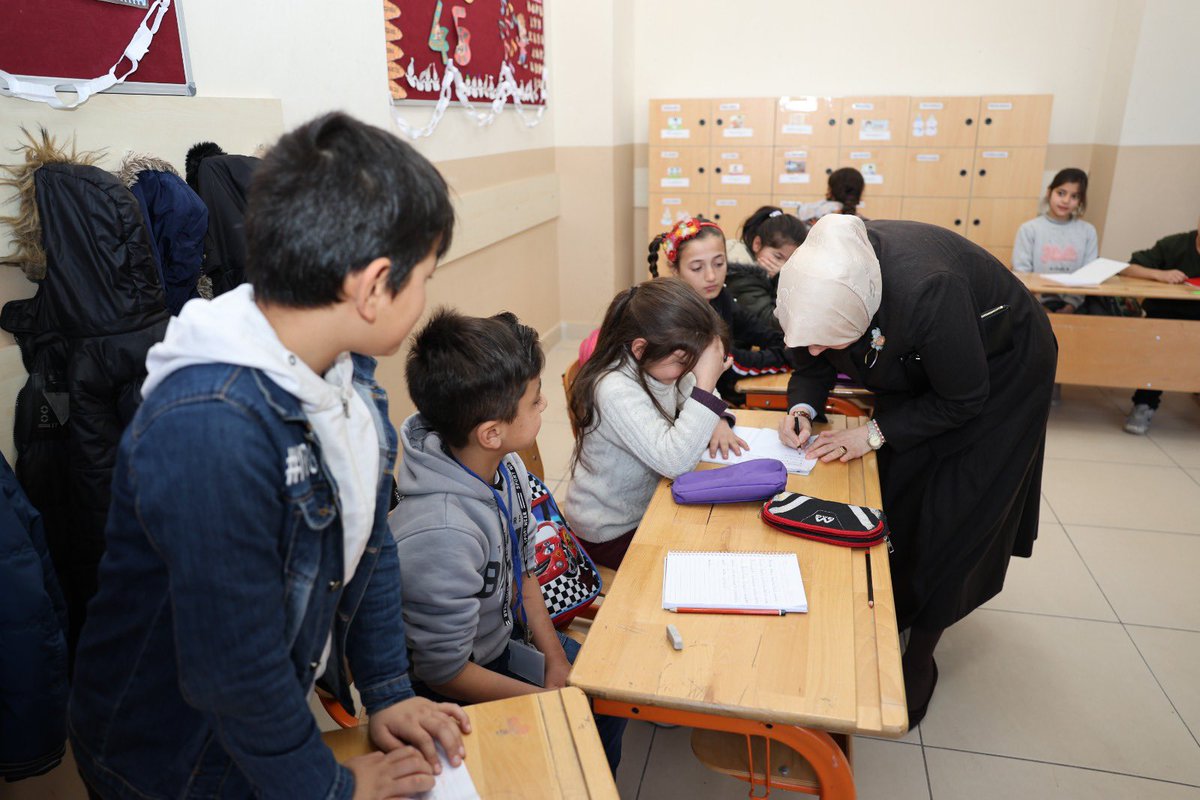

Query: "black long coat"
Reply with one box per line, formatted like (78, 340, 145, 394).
(786, 220, 1057, 630)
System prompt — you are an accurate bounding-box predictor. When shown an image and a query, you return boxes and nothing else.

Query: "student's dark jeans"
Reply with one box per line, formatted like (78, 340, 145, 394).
(413, 630, 626, 774)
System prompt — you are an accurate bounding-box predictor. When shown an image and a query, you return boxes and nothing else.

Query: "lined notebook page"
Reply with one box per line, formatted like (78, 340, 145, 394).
(662, 551, 808, 612)
(699, 427, 818, 475)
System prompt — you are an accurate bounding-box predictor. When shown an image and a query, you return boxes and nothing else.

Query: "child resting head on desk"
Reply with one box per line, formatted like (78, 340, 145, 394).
(67, 112, 470, 800)
(391, 309, 626, 772)
(1119, 213, 1200, 435)
(649, 216, 790, 405)
(564, 278, 734, 569)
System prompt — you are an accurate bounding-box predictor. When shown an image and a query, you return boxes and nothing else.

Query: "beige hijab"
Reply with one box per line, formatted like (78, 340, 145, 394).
(775, 214, 882, 348)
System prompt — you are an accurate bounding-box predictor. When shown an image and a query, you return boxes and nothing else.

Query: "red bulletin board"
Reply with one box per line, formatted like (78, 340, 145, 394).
(0, 0, 191, 94)
(385, 0, 545, 105)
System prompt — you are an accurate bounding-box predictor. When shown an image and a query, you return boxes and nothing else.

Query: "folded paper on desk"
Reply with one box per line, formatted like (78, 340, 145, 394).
(700, 426, 818, 475)
(662, 551, 808, 613)
(1043, 257, 1128, 287)
(417, 746, 479, 800)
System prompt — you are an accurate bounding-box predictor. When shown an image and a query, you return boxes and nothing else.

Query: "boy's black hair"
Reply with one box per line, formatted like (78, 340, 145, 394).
(407, 309, 544, 448)
(244, 112, 455, 308)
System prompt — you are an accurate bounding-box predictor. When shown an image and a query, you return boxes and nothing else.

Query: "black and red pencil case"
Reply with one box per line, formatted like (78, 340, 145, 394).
(761, 492, 891, 549)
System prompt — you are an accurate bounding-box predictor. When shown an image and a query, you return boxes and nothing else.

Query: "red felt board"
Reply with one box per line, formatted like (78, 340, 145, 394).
(0, 0, 188, 89)
(385, 0, 545, 105)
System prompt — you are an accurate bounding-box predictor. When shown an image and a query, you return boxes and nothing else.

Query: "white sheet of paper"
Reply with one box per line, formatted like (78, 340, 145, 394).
(699, 426, 818, 475)
(417, 746, 480, 800)
(662, 551, 808, 612)
(1042, 257, 1129, 287)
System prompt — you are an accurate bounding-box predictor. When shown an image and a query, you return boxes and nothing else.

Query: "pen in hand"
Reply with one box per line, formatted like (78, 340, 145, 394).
(793, 414, 802, 452)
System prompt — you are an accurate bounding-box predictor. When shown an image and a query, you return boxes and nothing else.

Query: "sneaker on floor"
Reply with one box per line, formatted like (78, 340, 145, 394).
(1051, 384, 1062, 406)
(1124, 403, 1155, 435)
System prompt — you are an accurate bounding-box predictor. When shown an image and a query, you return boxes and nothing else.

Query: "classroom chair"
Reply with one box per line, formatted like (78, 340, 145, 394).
(691, 729, 855, 798)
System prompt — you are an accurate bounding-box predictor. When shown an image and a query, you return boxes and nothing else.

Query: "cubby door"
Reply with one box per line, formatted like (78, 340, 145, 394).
(965, 198, 1040, 248)
(840, 147, 908, 197)
(971, 147, 1047, 198)
(976, 95, 1053, 147)
(773, 146, 840, 195)
(710, 98, 776, 147)
(647, 193, 710, 236)
(775, 96, 841, 148)
(840, 96, 911, 148)
(856, 196, 902, 220)
(903, 148, 975, 198)
(900, 198, 971, 234)
(648, 147, 710, 195)
(709, 147, 773, 195)
(709, 194, 773, 229)
(649, 99, 711, 146)
(908, 96, 981, 148)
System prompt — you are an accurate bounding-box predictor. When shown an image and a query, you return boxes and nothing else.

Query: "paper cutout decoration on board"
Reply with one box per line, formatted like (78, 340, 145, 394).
(451, 6, 472, 65)
(428, 0, 451, 64)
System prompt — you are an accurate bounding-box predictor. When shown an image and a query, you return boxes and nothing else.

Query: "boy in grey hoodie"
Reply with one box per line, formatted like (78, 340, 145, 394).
(392, 309, 625, 771)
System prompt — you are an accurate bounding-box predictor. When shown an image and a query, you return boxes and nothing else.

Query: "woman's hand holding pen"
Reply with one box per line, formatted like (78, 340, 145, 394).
(777, 409, 812, 449)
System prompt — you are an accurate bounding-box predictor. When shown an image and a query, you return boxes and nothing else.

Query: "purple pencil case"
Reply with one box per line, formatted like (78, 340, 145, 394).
(671, 459, 788, 505)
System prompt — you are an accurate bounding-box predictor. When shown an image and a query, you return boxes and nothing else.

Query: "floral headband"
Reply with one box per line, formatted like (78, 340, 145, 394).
(661, 217, 723, 264)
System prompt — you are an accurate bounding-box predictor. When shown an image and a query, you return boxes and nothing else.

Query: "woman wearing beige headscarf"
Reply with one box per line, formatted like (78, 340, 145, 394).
(775, 215, 1056, 727)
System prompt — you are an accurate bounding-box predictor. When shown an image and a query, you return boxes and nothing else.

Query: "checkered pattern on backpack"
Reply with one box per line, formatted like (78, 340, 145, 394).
(527, 472, 601, 625)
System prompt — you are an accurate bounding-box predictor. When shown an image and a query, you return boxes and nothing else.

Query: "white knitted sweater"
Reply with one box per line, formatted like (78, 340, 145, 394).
(564, 359, 723, 544)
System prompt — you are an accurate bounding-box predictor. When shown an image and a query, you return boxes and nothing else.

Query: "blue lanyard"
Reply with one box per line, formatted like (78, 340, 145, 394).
(454, 457, 528, 632)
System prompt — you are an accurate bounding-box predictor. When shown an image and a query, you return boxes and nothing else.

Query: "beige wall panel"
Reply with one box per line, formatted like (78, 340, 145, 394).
(647, 146, 711, 194)
(648, 98, 712, 146)
(908, 97, 981, 148)
(1099, 144, 1200, 262)
(900, 198, 971, 233)
(976, 95, 1053, 147)
(772, 146, 840, 196)
(775, 96, 842, 148)
(903, 148, 976, 197)
(709, 147, 773, 196)
(710, 98, 776, 147)
(840, 96, 911, 148)
(971, 147, 1047, 198)
(839, 148, 908, 197)
(708, 194, 774, 230)
(966, 198, 1040, 248)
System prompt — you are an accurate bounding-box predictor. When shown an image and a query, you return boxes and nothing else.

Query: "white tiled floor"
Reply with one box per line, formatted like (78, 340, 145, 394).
(13, 348, 1200, 799)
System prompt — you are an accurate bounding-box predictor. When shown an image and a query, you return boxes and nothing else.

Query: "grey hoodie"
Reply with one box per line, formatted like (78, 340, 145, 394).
(390, 414, 537, 687)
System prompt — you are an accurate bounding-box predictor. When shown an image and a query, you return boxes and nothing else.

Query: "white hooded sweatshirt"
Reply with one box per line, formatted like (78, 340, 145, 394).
(142, 285, 380, 676)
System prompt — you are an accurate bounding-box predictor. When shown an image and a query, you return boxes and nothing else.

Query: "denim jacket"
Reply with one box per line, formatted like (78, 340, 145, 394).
(69, 354, 411, 799)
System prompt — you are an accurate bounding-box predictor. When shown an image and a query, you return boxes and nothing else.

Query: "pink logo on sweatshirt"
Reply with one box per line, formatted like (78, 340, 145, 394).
(1041, 244, 1079, 264)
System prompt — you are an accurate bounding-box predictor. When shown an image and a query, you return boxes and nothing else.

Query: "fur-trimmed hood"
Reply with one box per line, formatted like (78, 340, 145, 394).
(117, 153, 179, 189)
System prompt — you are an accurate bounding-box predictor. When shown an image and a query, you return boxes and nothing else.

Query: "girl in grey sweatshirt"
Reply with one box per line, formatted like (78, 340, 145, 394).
(564, 279, 735, 568)
(1012, 167, 1097, 311)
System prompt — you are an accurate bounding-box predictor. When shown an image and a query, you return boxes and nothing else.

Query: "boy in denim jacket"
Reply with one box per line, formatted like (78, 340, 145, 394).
(391, 310, 625, 772)
(69, 113, 469, 800)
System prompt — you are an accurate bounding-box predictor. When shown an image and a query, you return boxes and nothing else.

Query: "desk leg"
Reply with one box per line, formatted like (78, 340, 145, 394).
(591, 699, 856, 800)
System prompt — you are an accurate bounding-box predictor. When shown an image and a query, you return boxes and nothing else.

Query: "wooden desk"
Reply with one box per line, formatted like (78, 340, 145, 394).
(569, 411, 905, 799)
(1016, 272, 1200, 391)
(736, 373, 874, 412)
(323, 688, 618, 800)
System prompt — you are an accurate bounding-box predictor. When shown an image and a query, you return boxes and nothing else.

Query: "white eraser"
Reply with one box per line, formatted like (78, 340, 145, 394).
(666, 624, 684, 650)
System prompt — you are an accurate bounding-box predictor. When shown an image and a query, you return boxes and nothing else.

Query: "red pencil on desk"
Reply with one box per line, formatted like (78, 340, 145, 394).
(670, 608, 788, 616)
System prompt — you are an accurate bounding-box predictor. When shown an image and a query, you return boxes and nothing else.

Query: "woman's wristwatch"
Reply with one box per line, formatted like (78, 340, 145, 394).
(866, 418, 886, 450)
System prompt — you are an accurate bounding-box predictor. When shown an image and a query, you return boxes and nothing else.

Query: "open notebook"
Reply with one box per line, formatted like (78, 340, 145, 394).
(699, 426, 818, 475)
(662, 551, 808, 613)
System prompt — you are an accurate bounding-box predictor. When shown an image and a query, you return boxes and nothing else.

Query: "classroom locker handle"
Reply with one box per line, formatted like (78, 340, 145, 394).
(825, 168, 833, 175)
(959, 169, 968, 176)
(698, 166, 705, 173)
(828, 118, 837, 126)
(714, 167, 722, 174)
(973, 219, 981, 226)
(978, 169, 987, 176)
(965, 118, 974, 125)
(699, 119, 706, 125)
(846, 117, 855, 125)
(716, 117, 724, 125)
(954, 219, 962, 226)
(984, 117, 993, 125)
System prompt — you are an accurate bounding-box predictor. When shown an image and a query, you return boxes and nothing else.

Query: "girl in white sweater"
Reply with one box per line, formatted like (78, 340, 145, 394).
(565, 278, 735, 568)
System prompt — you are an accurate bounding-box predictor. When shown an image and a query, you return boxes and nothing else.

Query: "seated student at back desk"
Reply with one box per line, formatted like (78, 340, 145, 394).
(1120, 215, 1200, 435)
(391, 309, 626, 772)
